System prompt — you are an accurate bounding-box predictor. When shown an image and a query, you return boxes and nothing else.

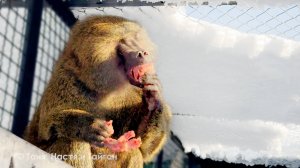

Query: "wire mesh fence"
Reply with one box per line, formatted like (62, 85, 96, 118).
(0, 0, 71, 131)
(0, 5, 28, 130)
(71, 2, 300, 42)
(182, 3, 300, 41)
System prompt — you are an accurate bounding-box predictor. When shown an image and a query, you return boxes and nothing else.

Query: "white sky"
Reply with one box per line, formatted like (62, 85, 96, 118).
(73, 5, 300, 167)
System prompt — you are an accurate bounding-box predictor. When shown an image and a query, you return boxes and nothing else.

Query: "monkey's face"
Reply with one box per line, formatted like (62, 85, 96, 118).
(69, 17, 156, 93)
(117, 33, 156, 88)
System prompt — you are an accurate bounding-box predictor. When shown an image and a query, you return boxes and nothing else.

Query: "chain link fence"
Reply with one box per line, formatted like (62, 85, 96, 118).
(0, 5, 28, 130)
(72, 2, 300, 41)
(183, 3, 300, 41)
(0, 0, 72, 132)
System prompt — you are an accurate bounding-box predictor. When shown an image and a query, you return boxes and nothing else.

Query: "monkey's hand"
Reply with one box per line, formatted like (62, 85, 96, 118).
(143, 73, 162, 113)
(137, 73, 162, 135)
(137, 74, 171, 162)
(87, 120, 114, 146)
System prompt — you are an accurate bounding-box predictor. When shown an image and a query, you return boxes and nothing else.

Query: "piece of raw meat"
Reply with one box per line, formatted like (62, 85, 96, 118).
(103, 121, 142, 152)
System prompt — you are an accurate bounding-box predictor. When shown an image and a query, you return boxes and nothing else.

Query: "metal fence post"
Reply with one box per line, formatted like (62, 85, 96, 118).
(157, 150, 163, 168)
(46, 0, 77, 27)
(12, 0, 44, 137)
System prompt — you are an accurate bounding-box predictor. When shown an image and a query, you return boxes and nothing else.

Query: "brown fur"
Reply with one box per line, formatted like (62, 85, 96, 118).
(24, 16, 171, 168)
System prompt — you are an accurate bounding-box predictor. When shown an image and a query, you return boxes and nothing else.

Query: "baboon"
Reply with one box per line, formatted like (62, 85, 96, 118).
(24, 16, 171, 168)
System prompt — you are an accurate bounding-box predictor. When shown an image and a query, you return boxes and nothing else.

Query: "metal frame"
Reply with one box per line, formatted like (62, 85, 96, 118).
(0, 0, 166, 8)
(46, 0, 77, 27)
(12, 0, 44, 137)
(66, 0, 165, 7)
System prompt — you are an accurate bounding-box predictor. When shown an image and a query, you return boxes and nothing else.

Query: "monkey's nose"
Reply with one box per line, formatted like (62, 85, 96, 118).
(137, 51, 149, 58)
(143, 51, 148, 56)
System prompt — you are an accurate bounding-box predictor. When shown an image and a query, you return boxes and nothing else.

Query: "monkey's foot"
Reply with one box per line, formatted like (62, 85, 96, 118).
(103, 131, 142, 152)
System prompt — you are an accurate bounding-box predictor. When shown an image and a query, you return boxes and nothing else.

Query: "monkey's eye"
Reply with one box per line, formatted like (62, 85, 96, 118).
(117, 52, 126, 65)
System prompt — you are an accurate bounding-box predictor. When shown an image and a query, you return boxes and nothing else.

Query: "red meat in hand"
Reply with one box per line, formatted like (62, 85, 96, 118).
(103, 121, 141, 152)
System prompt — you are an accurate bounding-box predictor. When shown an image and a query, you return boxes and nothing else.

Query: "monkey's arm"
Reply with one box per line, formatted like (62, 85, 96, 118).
(137, 73, 172, 162)
(134, 74, 171, 162)
(138, 103, 171, 162)
(39, 109, 112, 144)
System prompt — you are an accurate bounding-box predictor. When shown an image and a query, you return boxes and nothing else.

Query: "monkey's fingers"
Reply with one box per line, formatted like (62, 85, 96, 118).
(143, 84, 160, 93)
(142, 84, 162, 113)
(142, 74, 161, 91)
(92, 118, 108, 128)
(143, 87, 161, 101)
(104, 120, 114, 135)
(92, 119, 114, 135)
(142, 73, 159, 81)
(146, 96, 161, 112)
(86, 133, 106, 143)
(91, 141, 104, 148)
(90, 126, 112, 138)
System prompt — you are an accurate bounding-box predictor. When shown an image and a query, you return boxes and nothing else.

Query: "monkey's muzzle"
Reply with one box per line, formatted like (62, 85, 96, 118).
(117, 48, 155, 87)
(127, 63, 154, 87)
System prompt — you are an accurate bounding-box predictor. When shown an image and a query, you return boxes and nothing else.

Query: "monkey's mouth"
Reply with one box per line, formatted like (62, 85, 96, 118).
(126, 64, 154, 87)
(117, 53, 154, 87)
(128, 65, 145, 83)
(126, 65, 145, 87)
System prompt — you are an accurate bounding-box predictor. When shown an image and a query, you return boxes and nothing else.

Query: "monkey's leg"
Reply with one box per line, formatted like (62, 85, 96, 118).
(92, 147, 143, 168)
(39, 109, 113, 144)
(38, 109, 113, 167)
(46, 138, 93, 168)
